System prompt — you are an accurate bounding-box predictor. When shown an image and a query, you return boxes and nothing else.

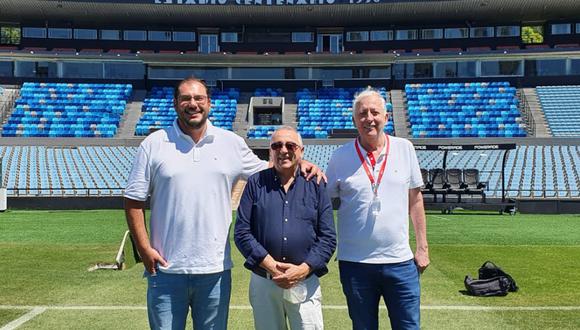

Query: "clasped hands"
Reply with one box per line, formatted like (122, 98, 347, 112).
(261, 255, 311, 289)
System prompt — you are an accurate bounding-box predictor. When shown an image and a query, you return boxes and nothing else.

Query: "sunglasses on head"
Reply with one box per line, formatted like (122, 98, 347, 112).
(270, 141, 301, 152)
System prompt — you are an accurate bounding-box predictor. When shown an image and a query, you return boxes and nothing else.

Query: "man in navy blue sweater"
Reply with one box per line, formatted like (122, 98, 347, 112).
(235, 126, 336, 330)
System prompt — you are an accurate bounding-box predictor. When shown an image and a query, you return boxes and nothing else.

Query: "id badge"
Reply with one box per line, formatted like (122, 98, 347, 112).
(371, 195, 381, 216)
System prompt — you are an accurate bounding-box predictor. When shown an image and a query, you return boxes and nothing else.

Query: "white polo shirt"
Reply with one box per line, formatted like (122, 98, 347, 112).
(125, 120, 268, 274)
(326, 136, 423, 264)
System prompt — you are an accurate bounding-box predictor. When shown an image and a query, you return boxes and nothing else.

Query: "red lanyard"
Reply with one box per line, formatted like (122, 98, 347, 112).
(355, 136, 390, 195)
(367, 152, 376, 167)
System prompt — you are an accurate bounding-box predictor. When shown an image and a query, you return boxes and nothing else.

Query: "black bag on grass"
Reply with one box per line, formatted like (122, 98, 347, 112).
(464, 275, 511, 296)
(464, 261, 518, 297)
(478, 261, 519, 292)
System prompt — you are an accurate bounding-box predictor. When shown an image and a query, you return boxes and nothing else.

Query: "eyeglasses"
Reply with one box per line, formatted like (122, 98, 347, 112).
(270, 141, 301, 152)
(178, 95, 208, 104)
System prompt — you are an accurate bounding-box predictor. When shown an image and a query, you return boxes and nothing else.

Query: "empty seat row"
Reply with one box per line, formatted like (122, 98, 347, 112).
(2, 82, 131, 138)
(1, 145, 578, 198)
(406, 82, 526, 138)
(537, 85, 580, 137)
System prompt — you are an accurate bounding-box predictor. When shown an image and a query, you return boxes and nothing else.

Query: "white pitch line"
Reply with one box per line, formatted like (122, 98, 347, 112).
(1, 305, 580, 312)
(421, 306, 580, 311)
(428, 214, 452, 221)
(0, 307, 46, 330)
(0, 306, 147, 311)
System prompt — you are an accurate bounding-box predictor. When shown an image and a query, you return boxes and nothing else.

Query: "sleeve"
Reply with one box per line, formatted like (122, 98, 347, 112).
(408, 141, 424, 189)
(234, 176, 269, 270)
(325, 152, 340, 199)
(124, 144, 151, 201)
(238, 137, 269, 180)
(304, 182, 337, 276)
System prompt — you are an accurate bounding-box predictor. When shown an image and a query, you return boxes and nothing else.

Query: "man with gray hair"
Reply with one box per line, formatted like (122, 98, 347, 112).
(326, 88, 429, 330)
(235, 126, 336, 329)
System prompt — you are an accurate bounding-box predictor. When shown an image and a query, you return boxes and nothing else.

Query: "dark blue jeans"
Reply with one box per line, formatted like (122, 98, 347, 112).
(339, 259, 420, 330)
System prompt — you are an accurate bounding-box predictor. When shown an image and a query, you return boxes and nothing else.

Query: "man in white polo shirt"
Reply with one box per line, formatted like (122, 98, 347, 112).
(326, 88, 429, 330)
(124, 78, 323, 330)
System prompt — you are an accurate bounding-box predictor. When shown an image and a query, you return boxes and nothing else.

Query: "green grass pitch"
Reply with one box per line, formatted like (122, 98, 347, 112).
(1, 209, 579, 329)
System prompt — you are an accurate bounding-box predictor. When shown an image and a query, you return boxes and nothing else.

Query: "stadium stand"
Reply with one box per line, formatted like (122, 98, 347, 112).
(296, 87, 394, 139)
(2, 82, 131, 137)
(135, 87, 239, 135)
(302, 144, 341, 172)
(505, 145, 580, 198)
(536, 86, 580, 137)
(3, 144, 577, 199)
(134, 86, 174, 136)
(204, 90, 239, 130)
(246, 125, 280, 139)
(0, 145, 136, 196)
(406, 82, 527, 138)
(421, 146, 580, 199)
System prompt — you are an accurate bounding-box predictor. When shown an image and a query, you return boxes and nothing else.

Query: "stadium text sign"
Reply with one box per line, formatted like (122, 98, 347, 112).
(414, 144, 516, 151)
(154, 0, 382, 4)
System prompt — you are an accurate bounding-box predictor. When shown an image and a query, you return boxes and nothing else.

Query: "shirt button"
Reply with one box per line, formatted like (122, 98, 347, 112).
(284, 218, 288, 222)
(283, 237, 287, 241)
(282, 257, 286, 261)
(285, 201, 288, 204)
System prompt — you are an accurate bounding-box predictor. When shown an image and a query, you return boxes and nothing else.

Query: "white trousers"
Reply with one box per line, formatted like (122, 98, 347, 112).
(249, 272, 324, 330)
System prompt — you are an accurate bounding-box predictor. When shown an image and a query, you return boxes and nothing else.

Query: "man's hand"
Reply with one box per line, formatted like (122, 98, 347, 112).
(259, 254, 285, 278)
(272, 262, 311, 289)
(414, 247, 430, 274)
(140, 246, 168, 275)
(299, 160, 327, 184)
(125, 198, 167, 275)
(408, 188, 429, 274)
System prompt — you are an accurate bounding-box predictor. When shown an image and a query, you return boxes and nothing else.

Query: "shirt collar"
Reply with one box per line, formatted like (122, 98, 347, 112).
(356, 135, 388, 161)
(272, 166, 301, 186)
(171, 119, 216, 146)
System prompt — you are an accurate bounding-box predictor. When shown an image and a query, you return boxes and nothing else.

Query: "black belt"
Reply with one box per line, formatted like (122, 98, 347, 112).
(253, 269, 273, 279)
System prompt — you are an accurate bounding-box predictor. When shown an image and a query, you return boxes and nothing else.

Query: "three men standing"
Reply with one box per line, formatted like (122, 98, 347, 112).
(125, 79, 428, 330)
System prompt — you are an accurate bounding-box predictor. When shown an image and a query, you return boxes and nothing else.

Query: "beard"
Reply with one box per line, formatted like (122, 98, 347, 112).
(179, 107, 208, 130)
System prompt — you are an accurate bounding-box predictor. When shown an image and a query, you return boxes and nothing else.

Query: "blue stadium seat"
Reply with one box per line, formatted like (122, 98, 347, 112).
(3, 82, 131, 138)
(536, 85, 580, 137)
(406, 82, 526, 138)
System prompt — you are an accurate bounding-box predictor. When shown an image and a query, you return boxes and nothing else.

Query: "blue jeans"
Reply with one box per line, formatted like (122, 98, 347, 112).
(339, 259, 420, 330)
(146, 270, 231, 330)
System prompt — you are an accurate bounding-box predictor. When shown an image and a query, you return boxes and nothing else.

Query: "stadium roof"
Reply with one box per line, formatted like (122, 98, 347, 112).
(1, 0, 580, 27)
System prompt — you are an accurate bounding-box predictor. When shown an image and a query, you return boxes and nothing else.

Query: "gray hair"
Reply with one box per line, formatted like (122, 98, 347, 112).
(352, 87, 386, 116)
(270, 125, 303, 146)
